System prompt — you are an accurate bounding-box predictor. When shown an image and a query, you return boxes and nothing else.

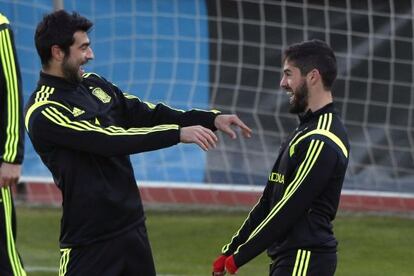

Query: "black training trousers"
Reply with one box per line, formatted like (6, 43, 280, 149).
(0, 187, 26, 276)
(270, 249, 337, 276)
(59, 224, 156, 276)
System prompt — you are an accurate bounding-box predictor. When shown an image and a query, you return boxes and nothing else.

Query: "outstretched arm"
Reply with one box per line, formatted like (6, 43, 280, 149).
(26, 102, 219, 156)
(114, 87, 252, 139)
(180, 125, 217, 151)
(214, 114, 252, 139)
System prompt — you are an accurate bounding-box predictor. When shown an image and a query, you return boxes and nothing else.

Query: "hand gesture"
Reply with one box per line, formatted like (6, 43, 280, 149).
(214, 115, 252, 139)
(180, 125, 218, 151)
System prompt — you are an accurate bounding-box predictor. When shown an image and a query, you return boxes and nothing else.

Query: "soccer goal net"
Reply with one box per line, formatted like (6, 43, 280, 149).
(2, 0, 413, 212)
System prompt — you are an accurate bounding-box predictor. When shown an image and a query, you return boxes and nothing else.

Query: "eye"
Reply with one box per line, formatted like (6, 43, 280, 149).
(80, 45, 90, 51)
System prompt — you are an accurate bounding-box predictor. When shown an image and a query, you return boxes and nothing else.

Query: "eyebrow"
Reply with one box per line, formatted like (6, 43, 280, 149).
(283, 69, 292, 74)
(79, 42, 91, 49)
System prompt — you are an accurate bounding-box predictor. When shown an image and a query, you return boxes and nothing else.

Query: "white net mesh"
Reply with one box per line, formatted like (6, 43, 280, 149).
(1, 0, 413, 209)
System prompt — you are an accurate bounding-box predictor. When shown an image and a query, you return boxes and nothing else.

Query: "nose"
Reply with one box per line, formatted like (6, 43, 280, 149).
(280, 75, 287, 89)
(87, 47, 94, 60)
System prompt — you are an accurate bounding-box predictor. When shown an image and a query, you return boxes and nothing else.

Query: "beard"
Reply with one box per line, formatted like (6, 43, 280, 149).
(62, 57, 82, 84)
(289, 80, 309, 114)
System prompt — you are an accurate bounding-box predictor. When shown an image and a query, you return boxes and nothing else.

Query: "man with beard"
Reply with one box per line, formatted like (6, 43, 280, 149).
(212, 40, 349, 276)
(25, 10, 251, 275)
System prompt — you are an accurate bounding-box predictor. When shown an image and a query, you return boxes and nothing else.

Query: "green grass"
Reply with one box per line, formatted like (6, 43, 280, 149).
(15, 207, 414, 276)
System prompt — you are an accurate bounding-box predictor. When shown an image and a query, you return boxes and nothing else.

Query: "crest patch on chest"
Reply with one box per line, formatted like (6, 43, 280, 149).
(91, 87, 111, 103)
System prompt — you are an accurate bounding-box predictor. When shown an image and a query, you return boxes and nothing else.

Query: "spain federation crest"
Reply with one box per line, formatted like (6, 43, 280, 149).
(92, 87, 111, 103)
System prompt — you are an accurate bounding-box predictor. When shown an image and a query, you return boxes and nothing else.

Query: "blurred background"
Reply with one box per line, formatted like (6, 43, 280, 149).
(1, 0, 413, 210)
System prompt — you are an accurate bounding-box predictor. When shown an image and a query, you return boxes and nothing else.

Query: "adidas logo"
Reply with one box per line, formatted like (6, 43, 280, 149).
(73, 107, 85, 117)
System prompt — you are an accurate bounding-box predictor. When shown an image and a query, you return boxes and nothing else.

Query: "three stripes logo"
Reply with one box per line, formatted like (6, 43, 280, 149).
(72, 107, 85, 117)
(292, 249, 311, 276)
(59, 248, 71, 276)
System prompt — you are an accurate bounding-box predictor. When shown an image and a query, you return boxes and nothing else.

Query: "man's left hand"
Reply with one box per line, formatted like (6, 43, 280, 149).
(214, 115, 252, 139)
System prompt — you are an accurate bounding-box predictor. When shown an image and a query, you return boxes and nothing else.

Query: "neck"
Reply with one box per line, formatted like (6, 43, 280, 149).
(42, 64, 64, 79)
(306, 89, 333, 112)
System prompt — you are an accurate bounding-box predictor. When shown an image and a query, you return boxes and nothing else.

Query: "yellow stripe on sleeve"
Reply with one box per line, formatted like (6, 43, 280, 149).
(0, 28, 20, 162)
(42, 106, 179, 136)
(221, 196, 264, 253)
(25, 99, 73, 130)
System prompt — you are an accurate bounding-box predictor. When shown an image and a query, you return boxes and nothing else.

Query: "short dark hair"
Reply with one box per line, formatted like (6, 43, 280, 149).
(34, 10, 93, 67)
(283, 39, 337, 90)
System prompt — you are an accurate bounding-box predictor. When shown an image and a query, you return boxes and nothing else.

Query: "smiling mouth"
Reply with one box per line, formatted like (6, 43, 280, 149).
(79, 61, 88, 75)
(286, 90, 295, 102)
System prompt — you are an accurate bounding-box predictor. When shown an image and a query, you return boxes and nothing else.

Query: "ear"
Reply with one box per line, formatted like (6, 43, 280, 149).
(51, 45, 65, 62)
(307, 69, 320, 86)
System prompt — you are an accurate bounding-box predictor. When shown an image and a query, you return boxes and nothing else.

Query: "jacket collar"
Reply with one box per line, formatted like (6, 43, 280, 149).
(38, 71, 81, 91)
(298, 102, 336, 124)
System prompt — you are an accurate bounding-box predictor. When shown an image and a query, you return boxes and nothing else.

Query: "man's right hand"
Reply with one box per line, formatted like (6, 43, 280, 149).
(180, 125, 218, 151)
(0, 163, 21, 188)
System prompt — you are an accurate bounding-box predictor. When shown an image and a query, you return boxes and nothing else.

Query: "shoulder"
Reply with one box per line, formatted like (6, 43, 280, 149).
(25, 85, 71, 129)
(82, 72, 109, 84)
(0, 13, 10, 26)
(82, 72, 115, 90)
(28, 83, 60, 105)
(290, 113, 349, 160)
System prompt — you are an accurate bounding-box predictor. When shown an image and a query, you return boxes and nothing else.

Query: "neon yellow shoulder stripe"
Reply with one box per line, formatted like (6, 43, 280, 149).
(289, 129, 348, 158)
(25, 100, 72, 130)
(0, 14, 10, 25)
(82, 72, 102, 79)
(123, 92, 139, 100)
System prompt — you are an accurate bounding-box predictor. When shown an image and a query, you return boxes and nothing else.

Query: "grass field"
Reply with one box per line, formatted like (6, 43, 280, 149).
(16, 206, 414, 276)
